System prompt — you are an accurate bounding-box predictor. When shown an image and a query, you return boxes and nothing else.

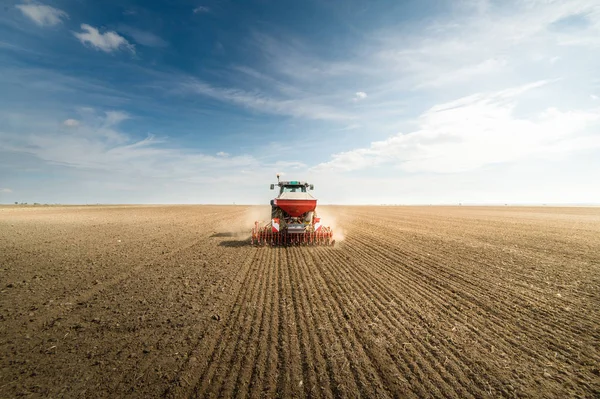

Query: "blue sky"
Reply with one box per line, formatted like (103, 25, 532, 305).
(0, 0, 599, 204)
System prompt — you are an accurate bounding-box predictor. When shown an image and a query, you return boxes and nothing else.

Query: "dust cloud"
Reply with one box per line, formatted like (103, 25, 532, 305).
(215, 206, 271, 239)
(316, 206, 347, 242)
(214, 205, 347, 243)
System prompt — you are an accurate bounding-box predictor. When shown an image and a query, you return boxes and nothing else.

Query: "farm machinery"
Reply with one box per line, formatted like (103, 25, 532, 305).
(251, 175, 335, 246)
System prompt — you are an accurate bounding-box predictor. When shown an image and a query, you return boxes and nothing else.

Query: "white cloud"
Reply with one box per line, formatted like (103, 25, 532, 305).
(592, 94, 599, 100)
(104, 111, 130, 126)
(0, 109, 285, 193)
(15, 3, 68, 27)
(353, 91, 367, 101)
(0, 188, 13, 193)
(315, 81, 600, 173)
(73, 24, 135, 53)
(193, 6, 210, 13)
(63, 119, 80, 127)
(182, 79, 353, 121)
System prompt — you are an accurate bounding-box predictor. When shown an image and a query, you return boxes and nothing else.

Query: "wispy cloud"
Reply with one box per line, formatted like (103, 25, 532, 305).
(104, 111, 130, 126)
(73, 24, 135, 53)
(193, 6, 210, 14)
(353, 92, 367, 101)
(181, 79, 354, 121)
(314, 81, 600, 173)
(15, 3, 68, 27)
(0, 188, 13, 194)
(63, 119, 80, 127)
(117, 25, 168, 48)
(0, 109, 281, 187)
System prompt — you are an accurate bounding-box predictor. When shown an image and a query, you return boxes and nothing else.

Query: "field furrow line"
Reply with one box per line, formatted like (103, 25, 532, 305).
(290, 246, 375, 398)
(352, 232, 596, 363)
(317, 245, 485, 397)
(354, 216, 597, 307)
(344, 233, 590, 394)
(351, 230, 572, 338)
(254, 247, 282, 398)
(285, 247, 333, 398)
(376, 229, 577, 308)
(163, 247, 260, 398)
(233, 247, 284, 397)
(347, 234, 545, 359)
(194, 247, 270, 397)
(295, 247, 401, 399)
(215, 247, 273, 398)
(302, 248, 421, 398)
(312, 247, 477, 398)
(231, 246, 276, 398)
(273, 248, 304, 397)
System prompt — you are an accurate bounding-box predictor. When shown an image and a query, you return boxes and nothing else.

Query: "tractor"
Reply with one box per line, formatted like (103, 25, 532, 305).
(251, 175, 334, 246)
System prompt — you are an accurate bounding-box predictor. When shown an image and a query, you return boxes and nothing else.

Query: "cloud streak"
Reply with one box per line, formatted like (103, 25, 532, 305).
(182, 79, 354, 121)
(315, 81, 600, 173)
(117, 25, 168, 48)
(73, 24, 135, 53)
(15, 3, 68, 27)
(193, 6, 210, 14)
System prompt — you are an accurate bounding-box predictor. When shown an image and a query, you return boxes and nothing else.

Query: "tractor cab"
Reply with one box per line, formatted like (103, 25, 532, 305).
(270, 177, 314, 195)
(281, 183, 307, 194)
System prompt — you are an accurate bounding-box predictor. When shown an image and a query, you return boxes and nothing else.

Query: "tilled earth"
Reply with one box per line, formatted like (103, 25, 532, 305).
(0, 205, 599, 398)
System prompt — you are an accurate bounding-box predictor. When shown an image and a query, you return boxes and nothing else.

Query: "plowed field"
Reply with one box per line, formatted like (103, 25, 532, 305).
(1, 205, 599, 398)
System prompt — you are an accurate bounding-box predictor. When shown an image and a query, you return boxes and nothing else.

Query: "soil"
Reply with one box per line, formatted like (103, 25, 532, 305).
(1, 205, 599, 398)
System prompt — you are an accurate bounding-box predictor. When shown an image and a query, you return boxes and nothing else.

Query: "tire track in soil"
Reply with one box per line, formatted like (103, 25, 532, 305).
(30, 231, 215, 333)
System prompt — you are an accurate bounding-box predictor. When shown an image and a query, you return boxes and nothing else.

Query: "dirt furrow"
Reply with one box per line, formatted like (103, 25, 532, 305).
(163, 247, 259, 398)
(192, 247, 269, 397)
(296, 248, 398, 398)
(313, 246, 477, 398)
(300, 248, 417, 398)
(285, 247, 332, 398)
(230, 247, 276, 398)
(346, 228, 597, 396)
(345, 233, 554, 393)
(289, 246, 374, 398)
(353, 229, 598, 367)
